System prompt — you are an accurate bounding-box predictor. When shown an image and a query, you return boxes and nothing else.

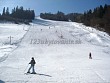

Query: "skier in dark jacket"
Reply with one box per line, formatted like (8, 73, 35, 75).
(27, 57, 36, 74)
(89, 52, 92, 59)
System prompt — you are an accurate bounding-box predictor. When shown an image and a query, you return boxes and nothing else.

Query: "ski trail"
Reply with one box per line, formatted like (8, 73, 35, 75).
(0, 18, 110, 83)
(89, 65, 108, 82)
(92, 69, 107, 82)
(25, 75, 34, 83)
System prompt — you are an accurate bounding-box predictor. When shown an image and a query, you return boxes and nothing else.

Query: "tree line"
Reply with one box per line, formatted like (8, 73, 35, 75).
(40, 4, 110, 35)
(40, 11, 82, 22)
(40, 11, 68, 21)
(82, 4, 110, 34)
(0, 6, 35, 24)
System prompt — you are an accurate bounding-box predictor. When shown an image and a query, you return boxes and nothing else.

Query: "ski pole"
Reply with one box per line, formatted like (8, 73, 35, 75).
(24, 64, 29, 73)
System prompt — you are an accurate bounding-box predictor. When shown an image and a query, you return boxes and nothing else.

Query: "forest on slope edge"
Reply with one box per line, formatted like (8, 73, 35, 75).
(0, 6, 35, 24)
(40, 4, 110, 35)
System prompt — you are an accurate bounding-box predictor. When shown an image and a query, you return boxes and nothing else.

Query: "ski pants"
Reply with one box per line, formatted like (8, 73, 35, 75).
(28, 65, 35, 73)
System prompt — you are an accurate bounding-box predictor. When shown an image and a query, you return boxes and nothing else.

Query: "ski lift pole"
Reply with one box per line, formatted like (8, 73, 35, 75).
(60, 27, 63, 38)
(8, 36, 13, 45)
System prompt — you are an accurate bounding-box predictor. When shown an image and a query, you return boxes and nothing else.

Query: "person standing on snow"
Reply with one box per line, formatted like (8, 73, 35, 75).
(89, 52, 92, 59)
(27, 57, 36, 74)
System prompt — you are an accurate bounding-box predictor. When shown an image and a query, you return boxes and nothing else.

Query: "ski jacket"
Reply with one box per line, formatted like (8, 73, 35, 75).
(29, 59, 36, 65)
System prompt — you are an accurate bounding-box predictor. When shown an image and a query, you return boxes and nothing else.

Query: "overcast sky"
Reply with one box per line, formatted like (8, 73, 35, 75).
(0, 0, 110, 15)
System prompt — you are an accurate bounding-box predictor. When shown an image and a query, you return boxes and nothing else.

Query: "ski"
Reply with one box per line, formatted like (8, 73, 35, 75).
(24, 72, 37, 75)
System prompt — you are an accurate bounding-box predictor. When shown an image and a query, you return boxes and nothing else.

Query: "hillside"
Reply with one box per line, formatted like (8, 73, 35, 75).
(0, 17, 110, 83)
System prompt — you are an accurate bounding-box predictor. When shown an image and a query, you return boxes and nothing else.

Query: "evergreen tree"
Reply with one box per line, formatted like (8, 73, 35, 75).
(99, 5, 104, 18)
(11, 7, 16, 17)
(104, 4, 107, 14)
(6, 7, 10, 16)
(2, 7, 6, 16)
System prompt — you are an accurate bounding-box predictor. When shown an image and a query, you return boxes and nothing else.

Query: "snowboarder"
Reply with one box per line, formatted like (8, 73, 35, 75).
(27, 57, 36, 74)
(89, 52, 92, 59)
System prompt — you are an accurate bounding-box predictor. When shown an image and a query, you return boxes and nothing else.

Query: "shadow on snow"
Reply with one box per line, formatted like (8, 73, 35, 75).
(0, 80, 5, 83)
(32, 19, 52, 26)
(36, 73, 52, 77)
(25, 73, 52, 77)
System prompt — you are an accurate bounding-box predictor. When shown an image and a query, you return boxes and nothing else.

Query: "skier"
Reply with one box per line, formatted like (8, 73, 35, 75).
(89, 52, 92, 59)
(27, 57, 36, 74)
(61, 34, 63, 38)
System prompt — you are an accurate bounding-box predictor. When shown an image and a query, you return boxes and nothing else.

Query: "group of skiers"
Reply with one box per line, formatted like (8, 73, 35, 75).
(27, 52, 92, 74)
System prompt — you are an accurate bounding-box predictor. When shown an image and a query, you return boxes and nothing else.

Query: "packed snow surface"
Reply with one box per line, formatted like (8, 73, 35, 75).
(0, 18, 110, 83)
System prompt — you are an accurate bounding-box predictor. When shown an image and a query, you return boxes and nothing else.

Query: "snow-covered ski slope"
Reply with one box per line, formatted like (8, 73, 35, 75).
(0, 17, 110, 83)
(0, 23, 30, 61)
